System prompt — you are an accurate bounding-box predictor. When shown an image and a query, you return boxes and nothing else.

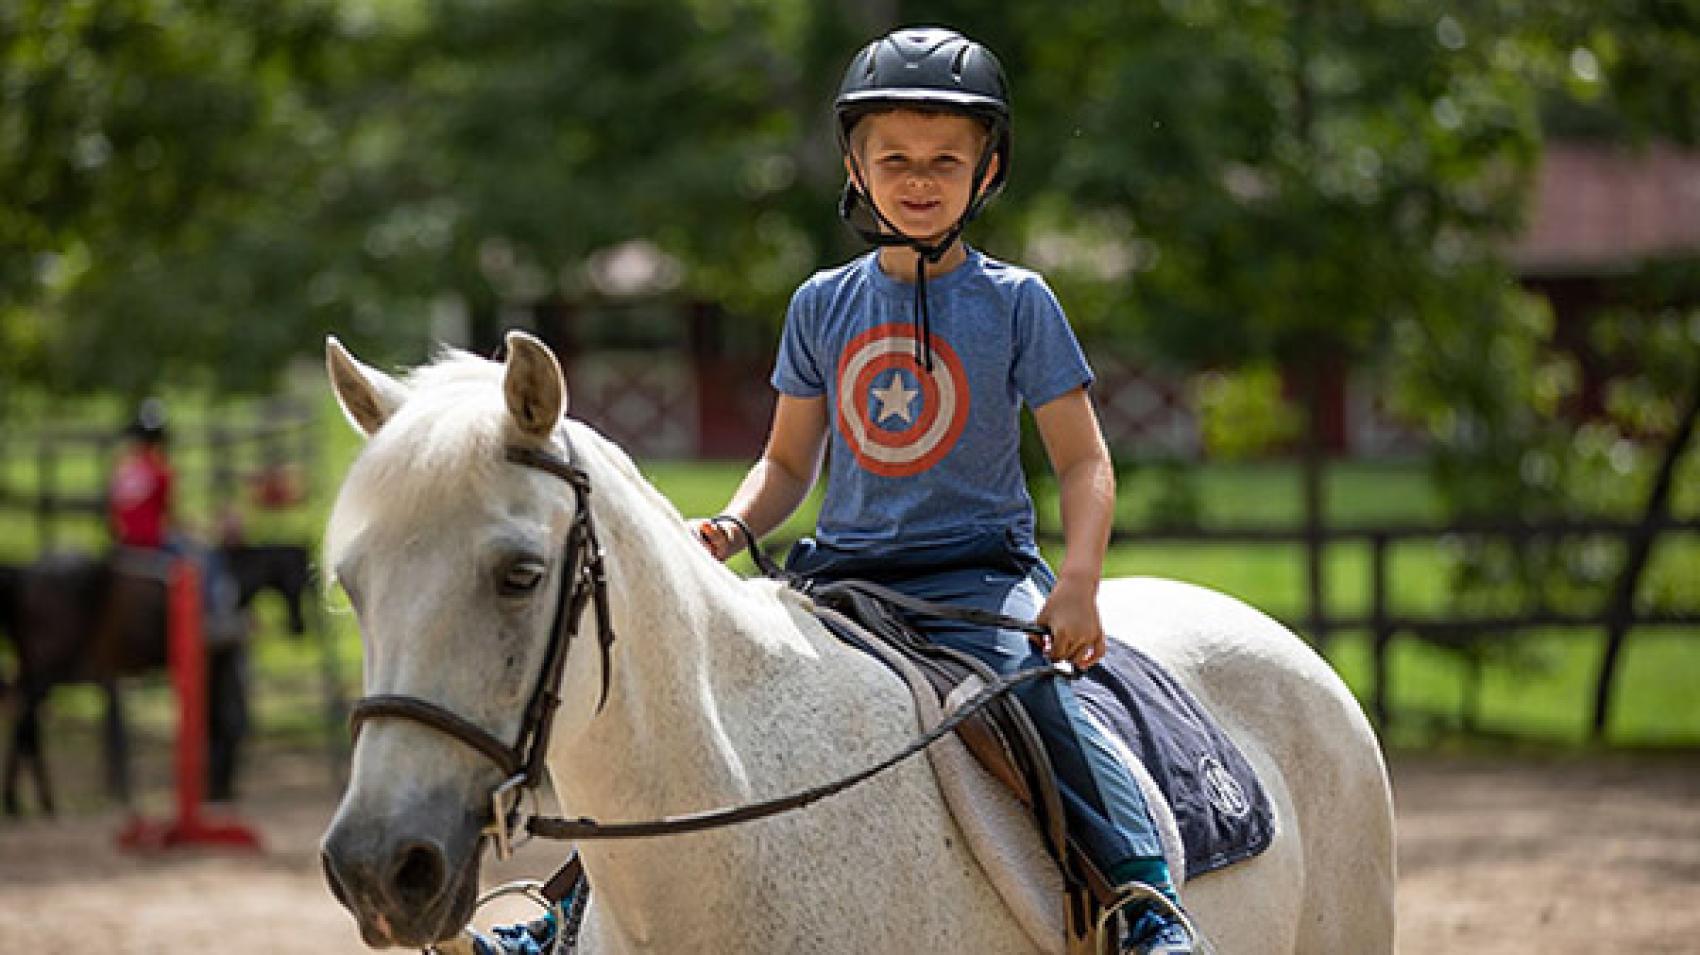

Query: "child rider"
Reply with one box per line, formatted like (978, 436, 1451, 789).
(694, 26, 1195, 955)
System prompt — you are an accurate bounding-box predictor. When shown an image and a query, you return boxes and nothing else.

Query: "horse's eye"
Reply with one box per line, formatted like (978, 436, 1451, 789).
(500, 559, 547, 596)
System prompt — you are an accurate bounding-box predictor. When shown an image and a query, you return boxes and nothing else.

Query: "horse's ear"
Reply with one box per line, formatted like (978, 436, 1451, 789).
(502, 330, 568, 441)
(325, 336, 409, 438)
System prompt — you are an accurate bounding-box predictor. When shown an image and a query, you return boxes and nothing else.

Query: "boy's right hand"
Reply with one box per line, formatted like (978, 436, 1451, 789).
(690, 517, 740, 562)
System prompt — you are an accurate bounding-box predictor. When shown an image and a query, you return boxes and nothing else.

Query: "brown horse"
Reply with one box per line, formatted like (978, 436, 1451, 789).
(0, 544, 311, 816)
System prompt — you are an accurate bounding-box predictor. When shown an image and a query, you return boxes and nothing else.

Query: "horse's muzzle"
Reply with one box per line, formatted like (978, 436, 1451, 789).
(320, 796, 484, 948)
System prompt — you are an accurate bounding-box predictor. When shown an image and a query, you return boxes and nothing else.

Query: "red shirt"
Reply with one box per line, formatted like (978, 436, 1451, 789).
(109, 447, 173, 548)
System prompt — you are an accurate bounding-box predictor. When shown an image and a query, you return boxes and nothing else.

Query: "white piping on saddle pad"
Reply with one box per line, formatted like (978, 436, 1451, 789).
(796, 588, 1066, 955)
(1078, 707, 1188, 884)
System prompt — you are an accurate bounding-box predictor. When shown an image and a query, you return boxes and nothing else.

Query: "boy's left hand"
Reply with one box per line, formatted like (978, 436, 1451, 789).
(1035, 576, 1106, 670)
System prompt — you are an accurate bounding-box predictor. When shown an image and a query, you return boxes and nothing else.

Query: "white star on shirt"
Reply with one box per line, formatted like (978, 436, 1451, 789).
(871, 373, 918, 425)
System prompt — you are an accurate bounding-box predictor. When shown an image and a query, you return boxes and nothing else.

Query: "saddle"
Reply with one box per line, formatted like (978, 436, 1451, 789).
(804, 579, 1125, 952)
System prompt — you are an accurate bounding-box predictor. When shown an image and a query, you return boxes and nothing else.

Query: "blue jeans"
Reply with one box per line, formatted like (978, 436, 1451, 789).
(786, 530, 1164, 872)
(160, 533, 235, 618)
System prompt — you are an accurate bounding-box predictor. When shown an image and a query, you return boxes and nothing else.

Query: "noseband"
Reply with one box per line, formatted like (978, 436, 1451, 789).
(347, 438, 615, 859)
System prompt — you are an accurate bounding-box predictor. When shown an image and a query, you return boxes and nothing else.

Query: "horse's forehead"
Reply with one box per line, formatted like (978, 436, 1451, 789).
(328, 436, 558, 575)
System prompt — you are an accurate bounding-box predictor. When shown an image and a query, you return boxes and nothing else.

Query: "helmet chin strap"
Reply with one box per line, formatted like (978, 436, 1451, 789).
(841, 141, 999, 373)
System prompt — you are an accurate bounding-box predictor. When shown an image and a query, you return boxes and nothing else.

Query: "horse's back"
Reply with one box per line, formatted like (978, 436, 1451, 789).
(15, 551, 168, 679)
(1098, 576, 1396, 953)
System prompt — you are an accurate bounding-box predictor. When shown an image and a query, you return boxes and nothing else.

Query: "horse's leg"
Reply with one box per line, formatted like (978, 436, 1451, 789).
(31, 689, 58, 814)
(102, 679, 133, 806)
(5, 685, 56, 815)
(206, 644, 250, 802)
(2, 705, 24, 816)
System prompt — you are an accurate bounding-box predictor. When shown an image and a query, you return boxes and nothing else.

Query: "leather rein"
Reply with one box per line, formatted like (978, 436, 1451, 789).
(347, 433, 1067, 901)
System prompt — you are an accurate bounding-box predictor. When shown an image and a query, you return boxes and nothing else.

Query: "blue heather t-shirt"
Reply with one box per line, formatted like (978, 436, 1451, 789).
(772, 247, 1093, 554)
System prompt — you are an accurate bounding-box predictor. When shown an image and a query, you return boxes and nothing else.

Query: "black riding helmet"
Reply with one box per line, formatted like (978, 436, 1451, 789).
(834, 26, 1011, 250)
(834, 26, 1012, 371)
(127, 397, 169, 445)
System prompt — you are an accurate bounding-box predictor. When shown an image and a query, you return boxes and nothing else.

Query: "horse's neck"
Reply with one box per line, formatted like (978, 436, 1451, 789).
(535, 433, 1032, 952)
(544, 433, 888, 934)
(552, 432, 823, 808)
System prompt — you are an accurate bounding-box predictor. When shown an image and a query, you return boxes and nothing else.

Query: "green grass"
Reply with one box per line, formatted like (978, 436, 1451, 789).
(636, 459, 1699, 747)
(6, 391, 1698, 750)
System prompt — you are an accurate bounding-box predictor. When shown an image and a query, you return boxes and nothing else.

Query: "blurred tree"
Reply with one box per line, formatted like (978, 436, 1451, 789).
(1367, 0, 1700, 734)
(382, 0, 852, 336)
(0, 0, 364, 395)
(1382, 1, 1700, 536)
(4, 0, 1693, 427)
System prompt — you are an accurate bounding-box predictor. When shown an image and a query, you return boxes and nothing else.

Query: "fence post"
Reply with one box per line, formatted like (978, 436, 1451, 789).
(36, 436, 56, 551)
(1592, 379, 1700, 739)
(1370, 533, 1392, 728)
(208, 421, 236, 518)
(1302, 427, 1328, 647)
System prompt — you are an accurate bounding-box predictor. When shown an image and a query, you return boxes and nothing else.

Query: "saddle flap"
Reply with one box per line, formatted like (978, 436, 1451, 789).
(808, 588, 1123, 945)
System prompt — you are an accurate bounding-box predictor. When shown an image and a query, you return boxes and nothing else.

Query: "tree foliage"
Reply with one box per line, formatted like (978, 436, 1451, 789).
(2, 0, 1694, 414)
(0, 0, 359, 392)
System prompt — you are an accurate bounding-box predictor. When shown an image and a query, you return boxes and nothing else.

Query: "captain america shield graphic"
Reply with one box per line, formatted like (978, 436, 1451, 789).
(835, 323, 970, 477)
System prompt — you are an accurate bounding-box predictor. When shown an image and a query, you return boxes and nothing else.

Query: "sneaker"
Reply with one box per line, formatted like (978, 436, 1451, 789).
(469, 913, 556, 955)
(1121, 903, 1195, 955)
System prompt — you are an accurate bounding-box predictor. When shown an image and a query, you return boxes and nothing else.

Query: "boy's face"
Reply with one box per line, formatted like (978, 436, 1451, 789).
(847, 109, 998, 246)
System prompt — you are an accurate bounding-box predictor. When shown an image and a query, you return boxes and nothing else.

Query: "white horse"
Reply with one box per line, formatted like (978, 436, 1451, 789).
(318, 331, 1395, 954)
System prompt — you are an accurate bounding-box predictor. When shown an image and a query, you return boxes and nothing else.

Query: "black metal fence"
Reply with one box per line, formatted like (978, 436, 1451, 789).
(1059, 515, 1700, 738)
(0, 397, 316, 552)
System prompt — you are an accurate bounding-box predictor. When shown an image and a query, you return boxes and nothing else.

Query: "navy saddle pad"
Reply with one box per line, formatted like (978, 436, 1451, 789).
(1074, 641, 1275, 878)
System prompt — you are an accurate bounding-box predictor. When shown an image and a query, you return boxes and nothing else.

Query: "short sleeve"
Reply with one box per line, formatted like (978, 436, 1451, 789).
(1011, 276, 1094, 408)
(770, 280, 824, 397)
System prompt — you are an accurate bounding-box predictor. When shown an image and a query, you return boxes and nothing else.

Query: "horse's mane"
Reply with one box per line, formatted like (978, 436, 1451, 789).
(324, 348, 706, 585)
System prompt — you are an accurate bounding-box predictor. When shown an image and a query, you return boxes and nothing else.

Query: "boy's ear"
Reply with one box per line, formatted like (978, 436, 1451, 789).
(980, 151, 1002, 192)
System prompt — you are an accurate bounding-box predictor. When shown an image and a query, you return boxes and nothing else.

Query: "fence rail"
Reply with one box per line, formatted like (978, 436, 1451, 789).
(1047, 515, 1700, 736)
(0, 398, 317, 552)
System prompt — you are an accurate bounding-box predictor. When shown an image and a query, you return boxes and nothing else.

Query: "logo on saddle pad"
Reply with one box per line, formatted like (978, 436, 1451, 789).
(1200, 755, 1252, 820)
(835, 323, 970, 478)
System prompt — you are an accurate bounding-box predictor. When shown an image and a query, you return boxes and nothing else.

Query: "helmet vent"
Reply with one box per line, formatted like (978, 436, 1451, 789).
(951, 45, 970, 82)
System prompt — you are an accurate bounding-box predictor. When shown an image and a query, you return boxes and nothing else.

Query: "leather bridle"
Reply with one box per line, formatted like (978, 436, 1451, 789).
(347, 439, 615, 860)
(343, 429, 1069, 889)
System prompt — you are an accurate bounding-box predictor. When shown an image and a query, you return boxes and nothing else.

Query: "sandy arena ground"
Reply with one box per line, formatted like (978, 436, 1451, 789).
(1, 739, 1697, 953)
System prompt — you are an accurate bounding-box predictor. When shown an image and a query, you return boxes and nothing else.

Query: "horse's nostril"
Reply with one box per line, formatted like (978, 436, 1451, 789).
(389, 841, 448, 908)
